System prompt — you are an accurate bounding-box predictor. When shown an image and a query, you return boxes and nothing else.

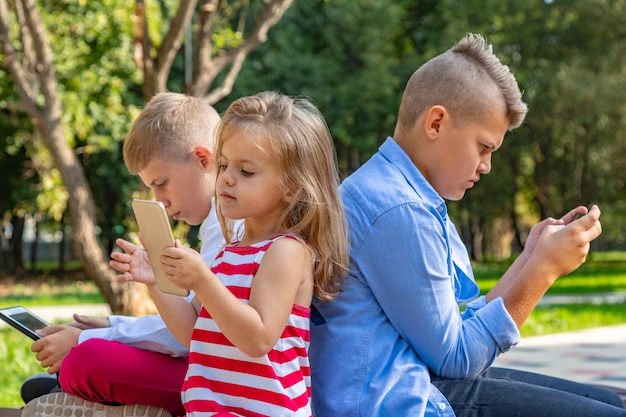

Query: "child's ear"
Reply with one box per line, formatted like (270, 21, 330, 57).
(282, 188, 298, 203)
(424, 105, 447, 139)
(192, 145, 215, 171)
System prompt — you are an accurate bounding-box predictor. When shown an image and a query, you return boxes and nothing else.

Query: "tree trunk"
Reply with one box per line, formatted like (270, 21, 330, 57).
(1, 0, 295, 315)
(36, 99, 155, 315)
(0, 0, 155, 315)
(8, 213, 24, 274)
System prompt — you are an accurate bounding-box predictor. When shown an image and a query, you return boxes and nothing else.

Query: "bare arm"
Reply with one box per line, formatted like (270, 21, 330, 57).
(161, 238, 313, 357)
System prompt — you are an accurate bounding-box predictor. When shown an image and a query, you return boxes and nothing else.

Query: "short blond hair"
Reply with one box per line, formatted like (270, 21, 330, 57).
(396, 33, 528, 133)
(123, 92, 220, 174)
(215, 91, 349, 301)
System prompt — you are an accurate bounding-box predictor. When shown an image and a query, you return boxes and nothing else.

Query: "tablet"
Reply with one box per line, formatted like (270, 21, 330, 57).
(131, 199, 190, 296)
(0, 306, 50, 340)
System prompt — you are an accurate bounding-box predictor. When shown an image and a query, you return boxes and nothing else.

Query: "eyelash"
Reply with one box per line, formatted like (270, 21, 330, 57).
(218, 164, 254, 177)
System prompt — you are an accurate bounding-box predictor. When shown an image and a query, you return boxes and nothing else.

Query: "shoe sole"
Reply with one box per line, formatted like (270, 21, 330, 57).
(21, 392, 172, 417)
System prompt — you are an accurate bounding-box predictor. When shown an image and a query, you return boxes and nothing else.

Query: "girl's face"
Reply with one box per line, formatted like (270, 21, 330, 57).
(216, 133, 291, 234)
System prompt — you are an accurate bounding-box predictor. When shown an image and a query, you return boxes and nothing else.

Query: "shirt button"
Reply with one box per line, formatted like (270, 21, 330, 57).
(438, 403, 447, 410)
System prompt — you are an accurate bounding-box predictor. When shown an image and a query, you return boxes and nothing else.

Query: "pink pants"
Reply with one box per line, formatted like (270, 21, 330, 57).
(59, 339, 188, 417)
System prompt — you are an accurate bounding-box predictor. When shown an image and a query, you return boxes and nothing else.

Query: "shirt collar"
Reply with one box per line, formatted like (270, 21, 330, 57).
(379, 137, 447, 219)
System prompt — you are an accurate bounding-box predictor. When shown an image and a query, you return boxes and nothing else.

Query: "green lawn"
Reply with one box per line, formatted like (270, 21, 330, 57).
(472, 251, 626, 337)
(0, 327, 46, 408)
(1, 252, 625, 408)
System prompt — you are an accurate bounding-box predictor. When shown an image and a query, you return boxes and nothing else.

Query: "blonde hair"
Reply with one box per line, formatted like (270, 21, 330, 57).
(123, 92, 220, 174)
(215, 91, 349, 301)
(396, 33, 528, 133)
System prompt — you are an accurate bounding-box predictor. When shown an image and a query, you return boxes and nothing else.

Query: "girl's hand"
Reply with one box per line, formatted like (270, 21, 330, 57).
(109, 238, 157, 285)
(161, 240, 210, 290)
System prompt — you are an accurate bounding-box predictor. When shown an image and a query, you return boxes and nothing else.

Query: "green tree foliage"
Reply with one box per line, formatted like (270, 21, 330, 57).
(1, 0, 625, 271)
(456, 0, 626, 255)
(226, 0, 626, 258)
(223, 0, 439, 173)
(0, 0, 295, 314)
(39, 0, 142, 253)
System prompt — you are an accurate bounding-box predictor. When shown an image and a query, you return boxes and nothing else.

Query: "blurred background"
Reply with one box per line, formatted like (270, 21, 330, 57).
(0, 0, 625, 315)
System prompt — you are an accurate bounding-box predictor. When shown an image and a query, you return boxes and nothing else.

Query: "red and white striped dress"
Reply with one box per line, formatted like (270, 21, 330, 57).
(181, 235, 312, 417)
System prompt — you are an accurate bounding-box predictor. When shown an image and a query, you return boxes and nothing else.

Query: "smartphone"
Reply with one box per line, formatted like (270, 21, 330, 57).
(131, 199, 190, 296)
(0, 306, 50, 340)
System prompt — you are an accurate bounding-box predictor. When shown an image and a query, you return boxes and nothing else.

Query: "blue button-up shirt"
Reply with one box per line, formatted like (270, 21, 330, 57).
(310, 137, 520, 416)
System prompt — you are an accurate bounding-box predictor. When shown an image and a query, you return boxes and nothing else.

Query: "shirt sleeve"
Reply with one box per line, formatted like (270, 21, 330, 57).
(77, 314, 189, 357)
(357, 203, 519, 379)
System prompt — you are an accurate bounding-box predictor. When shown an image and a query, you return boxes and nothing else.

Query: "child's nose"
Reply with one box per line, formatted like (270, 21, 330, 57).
(478, 155, 492, 174)
(152, 191, 169, 208)
(220, 169, 234, 186)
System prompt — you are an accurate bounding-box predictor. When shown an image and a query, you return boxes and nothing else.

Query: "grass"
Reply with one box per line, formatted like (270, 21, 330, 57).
(1, 252, 626, 408)
(0, 280, 104, 308)
(0, 274, 101, 408)
(0, 327, 46, 408)
(472, 251, 626, 337)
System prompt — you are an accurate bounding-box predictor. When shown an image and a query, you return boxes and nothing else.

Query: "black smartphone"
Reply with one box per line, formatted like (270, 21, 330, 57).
(0, 306, 51, 340)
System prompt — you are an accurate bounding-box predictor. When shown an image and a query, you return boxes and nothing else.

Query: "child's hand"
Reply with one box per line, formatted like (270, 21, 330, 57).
(69, 314, 110, 330)
(521, 205, 589, 258)
(529, 205, 601, 280)
(560, 205, 589, 225)
(32, 324, 82, 374)
(160, 240, 209, 290)
(109, 238, 157, 286)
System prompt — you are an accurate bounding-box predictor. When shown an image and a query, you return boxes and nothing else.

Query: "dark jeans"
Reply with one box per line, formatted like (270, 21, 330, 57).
(432, 367, 626, 417)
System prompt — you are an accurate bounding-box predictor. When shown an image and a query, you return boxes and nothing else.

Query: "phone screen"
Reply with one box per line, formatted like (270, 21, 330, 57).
(12, 311, 49, 333)
(0, 306, 50, 340)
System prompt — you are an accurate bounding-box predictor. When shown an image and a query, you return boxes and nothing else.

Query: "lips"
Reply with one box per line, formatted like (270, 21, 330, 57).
(220, 191, 235, 200)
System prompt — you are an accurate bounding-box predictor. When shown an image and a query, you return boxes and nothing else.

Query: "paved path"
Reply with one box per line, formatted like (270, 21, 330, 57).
(494, 323, 626, 390)
(0, 304, 112, 325)
(0, 304, 112, 330)
(26, 304, 112, 322)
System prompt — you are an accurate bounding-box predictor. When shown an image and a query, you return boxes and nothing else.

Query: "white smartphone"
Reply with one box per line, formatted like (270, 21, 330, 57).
(0, 306, 50, 340)
(131, 199, 190, 296)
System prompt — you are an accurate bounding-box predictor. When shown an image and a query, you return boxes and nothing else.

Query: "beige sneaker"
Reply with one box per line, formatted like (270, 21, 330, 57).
(21, 392, 172, 417)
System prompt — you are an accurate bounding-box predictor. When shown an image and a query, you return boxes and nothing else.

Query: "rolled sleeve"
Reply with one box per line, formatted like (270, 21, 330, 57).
(467, 296, 520, 354)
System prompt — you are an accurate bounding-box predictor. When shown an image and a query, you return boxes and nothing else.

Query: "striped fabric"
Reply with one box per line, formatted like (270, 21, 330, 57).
(182, 235, 312, 417)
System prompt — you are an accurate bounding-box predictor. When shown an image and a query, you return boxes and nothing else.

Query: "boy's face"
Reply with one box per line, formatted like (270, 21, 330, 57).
(427, 108, 509, 201)
(138, 146, 216, 226)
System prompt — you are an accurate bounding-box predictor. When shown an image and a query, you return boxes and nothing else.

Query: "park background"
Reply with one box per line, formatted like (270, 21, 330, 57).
(0, 0, 626, 408)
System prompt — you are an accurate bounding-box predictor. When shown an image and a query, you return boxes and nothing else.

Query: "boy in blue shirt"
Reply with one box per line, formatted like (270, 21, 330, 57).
(310, 33, 624, 417)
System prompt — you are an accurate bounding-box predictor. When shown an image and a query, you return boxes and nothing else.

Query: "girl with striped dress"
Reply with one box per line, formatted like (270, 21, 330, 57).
(148, 91, 349, 417)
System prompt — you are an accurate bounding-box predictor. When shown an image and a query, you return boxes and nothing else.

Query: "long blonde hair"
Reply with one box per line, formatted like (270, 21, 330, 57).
(215, 91, 349, 301)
